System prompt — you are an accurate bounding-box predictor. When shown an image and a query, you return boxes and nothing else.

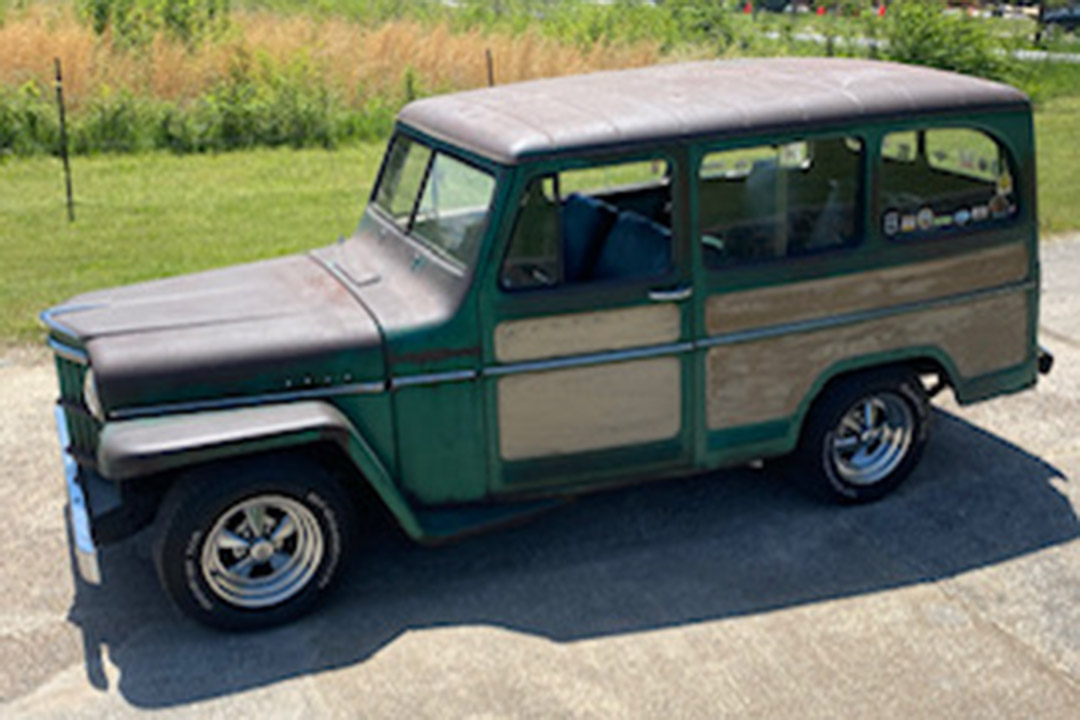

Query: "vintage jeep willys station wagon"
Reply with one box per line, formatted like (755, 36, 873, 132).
(43, 58, 1052, 629)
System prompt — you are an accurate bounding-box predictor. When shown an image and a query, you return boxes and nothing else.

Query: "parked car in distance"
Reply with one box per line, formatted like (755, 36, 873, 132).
(1044, 5, 1080, 34)
(43, 58, 1052, 630)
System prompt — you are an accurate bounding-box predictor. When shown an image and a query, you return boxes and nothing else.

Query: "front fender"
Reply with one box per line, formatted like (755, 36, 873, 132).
(97, 401, 425, 539)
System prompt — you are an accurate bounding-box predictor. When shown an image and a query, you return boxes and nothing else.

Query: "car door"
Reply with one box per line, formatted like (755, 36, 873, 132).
(479, 151, 698, 493)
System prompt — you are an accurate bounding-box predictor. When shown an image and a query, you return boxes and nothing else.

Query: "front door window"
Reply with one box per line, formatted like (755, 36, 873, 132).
(500, 159, 674, 289)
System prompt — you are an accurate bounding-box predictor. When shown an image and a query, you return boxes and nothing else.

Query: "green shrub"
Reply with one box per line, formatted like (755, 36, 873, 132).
(71, 88, 165, 154)
(0, 50, 413, 157)
(884, 0, 1011, 82)
(665, 0, 736, 49)
(245, 0, 444, 25)
(0, 81, 59, 158)
(204, 54, 338, 149)
(156, 53, 390, 153)
(78, 0, 231, 47)
(344, 95, 397, 142)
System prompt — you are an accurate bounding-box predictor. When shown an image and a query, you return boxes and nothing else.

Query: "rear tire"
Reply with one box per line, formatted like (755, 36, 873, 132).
(153, 454, 354, 631)
(787, 369, 930, 503)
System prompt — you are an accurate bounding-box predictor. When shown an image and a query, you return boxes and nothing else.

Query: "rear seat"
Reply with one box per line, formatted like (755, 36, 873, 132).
(561, 193, 672, 283)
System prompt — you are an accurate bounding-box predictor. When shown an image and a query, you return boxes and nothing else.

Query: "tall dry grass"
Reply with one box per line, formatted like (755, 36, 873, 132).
(0, 6, 661, 109)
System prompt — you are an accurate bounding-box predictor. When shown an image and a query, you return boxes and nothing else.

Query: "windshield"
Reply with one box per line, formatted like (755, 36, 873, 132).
(372, 134, 497, 268)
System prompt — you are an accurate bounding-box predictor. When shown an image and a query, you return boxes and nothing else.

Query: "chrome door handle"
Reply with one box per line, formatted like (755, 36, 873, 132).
(648, 285, 693, 303)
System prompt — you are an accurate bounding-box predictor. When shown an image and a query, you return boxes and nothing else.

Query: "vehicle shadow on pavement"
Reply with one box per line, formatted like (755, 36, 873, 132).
(66, 408, 1078, 708)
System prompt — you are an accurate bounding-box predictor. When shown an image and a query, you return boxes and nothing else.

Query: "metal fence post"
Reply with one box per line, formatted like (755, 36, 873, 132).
(54, 57, 75, 223)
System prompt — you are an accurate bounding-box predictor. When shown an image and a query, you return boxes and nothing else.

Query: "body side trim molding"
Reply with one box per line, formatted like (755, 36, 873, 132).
(110, 381, 387, 420)
(485, 341, 695, 377)
(391, 369, 478, 389)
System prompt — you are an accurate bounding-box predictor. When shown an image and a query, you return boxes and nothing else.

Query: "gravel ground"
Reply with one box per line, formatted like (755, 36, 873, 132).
(2, 236, 1079, 718)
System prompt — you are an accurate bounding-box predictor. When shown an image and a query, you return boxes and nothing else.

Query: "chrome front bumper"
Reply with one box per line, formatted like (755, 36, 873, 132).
(54, 405, 101, 585)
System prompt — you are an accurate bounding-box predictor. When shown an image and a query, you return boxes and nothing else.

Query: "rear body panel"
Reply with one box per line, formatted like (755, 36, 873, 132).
(690, 108, 1039, 466)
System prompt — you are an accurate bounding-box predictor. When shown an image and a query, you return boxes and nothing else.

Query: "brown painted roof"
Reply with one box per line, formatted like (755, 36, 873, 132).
(398, 58, 1028, 164)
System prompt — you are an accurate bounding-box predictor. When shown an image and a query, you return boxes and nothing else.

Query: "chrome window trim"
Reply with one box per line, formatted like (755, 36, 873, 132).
(110, 381, 386, 420)
(699, 279, 1036, 348)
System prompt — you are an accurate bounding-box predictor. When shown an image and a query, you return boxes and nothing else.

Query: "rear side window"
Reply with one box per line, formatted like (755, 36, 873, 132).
(698, 137, 862, 268)
(879, 128, 1017, 240)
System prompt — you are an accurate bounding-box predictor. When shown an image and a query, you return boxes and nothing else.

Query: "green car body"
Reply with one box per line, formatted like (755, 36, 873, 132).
(44, 58, 1051, 628)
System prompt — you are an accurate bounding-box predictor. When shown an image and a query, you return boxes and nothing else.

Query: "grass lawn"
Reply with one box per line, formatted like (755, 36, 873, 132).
(2, 98, 1078, 344)
(1034, 96, 1080, 237)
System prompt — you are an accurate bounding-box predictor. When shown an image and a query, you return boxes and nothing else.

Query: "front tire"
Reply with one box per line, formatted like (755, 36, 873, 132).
(153, 455, 354, 631)
(788, 369, 930, 503)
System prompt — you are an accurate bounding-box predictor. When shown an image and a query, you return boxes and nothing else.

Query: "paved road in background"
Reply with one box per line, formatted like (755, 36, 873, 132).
(762, 30, 1080, 64)
(3, 236, 1079, 718)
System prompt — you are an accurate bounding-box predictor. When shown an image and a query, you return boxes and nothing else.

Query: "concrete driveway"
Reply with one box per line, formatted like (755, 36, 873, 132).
(3, 237, 1079, 719)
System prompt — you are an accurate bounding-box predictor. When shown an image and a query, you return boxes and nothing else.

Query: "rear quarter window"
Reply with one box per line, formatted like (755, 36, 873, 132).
(879, 128, 1017, 240)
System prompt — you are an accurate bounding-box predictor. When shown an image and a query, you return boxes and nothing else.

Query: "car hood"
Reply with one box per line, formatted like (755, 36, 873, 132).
(47, 254, 385, 413)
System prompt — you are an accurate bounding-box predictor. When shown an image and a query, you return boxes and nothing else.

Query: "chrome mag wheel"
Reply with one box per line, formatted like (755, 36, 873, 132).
(200, 494, 325, 609)
(829, 392, 915, 487)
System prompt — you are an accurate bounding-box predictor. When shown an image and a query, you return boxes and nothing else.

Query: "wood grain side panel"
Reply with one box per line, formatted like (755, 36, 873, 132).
(706, 290, 1029, 430)
(498, 357, 681, 460)
(706, 242, 1029, 336)
(495, 305, 681, 364)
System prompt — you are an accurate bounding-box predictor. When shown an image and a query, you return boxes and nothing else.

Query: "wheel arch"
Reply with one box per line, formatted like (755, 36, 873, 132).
(787, 346, 956, 446)
(97, 401, 426, 540)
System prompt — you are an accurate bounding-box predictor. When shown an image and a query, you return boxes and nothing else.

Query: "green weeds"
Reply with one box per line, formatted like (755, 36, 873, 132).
(0, 64, 399, 157)
(78, 0, 231, 48)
